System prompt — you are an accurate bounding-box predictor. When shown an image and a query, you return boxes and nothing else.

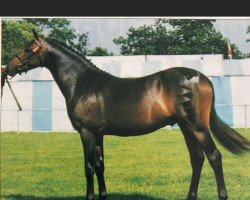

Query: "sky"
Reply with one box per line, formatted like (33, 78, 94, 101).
(1, 17, 249, 55)
(69, 17, 250, 55)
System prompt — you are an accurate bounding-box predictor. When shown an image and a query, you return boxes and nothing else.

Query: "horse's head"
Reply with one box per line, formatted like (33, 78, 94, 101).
(5, 29, 46, 77)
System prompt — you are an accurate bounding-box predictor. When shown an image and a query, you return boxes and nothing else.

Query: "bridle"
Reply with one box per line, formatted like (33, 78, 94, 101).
(1, 37, 44, 110)
(14, 37, 45, 75)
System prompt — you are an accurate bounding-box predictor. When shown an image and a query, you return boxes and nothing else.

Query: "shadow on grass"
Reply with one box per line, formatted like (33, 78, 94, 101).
(1, 193, 170, 200)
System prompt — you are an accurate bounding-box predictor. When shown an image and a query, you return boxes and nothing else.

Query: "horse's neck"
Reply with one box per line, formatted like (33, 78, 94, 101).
(45, 45, 88, 102)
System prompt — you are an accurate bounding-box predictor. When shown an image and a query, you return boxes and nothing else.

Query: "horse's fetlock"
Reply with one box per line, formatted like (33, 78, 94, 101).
(219, 193, 228, 200)
(99, 191, 107, 200)
(86, 194, 95, 200)
(187, 192, 197, 200)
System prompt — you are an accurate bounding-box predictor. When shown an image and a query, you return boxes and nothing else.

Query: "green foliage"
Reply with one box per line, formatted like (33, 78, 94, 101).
(45, 19, 77, 45)
(24, 18, 51, 31)
(1, 19, 90, 65)
(74, 33, 89, 55)
(88, 46, 113, 56)
(114, 19, 244, 59)
(113, 24, 171, 55)
(1, 20, 37, 64)
(24, 18, 89, 55)
(244, 26, 250, 58)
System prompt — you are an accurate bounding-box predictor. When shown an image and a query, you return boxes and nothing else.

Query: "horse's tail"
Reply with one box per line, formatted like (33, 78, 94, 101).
(210, 96, 250, 154)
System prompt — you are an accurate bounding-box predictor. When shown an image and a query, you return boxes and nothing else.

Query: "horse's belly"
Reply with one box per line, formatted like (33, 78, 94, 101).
(105, 116, 176, 136)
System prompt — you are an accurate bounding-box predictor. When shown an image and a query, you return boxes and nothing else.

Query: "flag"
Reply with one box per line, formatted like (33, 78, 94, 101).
(227, 39, 233, 59)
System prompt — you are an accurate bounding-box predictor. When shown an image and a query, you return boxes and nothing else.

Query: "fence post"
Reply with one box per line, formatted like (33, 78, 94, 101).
(17, 110, 20, 134)
(244, 105, 247, 130)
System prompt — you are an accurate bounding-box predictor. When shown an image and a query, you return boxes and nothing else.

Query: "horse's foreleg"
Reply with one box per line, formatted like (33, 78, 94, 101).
(95, 135, 107, 200)
(179, 123, 205, 200)
(80, 128, 96, 200)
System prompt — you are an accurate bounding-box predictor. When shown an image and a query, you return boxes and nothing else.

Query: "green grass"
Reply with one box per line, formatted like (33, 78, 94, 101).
(0, 129, 250, 200)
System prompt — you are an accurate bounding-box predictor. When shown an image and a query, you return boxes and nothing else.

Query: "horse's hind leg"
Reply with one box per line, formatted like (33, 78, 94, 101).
(195, 127, 228, 200)
(179, 122, 205, 200)
(95, 135, 107, 200)
(181, 122, 228, 200)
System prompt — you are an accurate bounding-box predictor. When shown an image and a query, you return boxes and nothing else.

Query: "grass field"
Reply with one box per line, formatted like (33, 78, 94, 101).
(0, 129, 249, 200)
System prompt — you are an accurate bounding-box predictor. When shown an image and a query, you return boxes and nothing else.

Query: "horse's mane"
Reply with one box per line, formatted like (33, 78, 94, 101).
(46, 38, 111, 76)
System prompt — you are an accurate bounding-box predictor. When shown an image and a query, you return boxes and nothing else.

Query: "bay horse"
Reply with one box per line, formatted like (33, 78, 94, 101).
(2, 30, 250, 200)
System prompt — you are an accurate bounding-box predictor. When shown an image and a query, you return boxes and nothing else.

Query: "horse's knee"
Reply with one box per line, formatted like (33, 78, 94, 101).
(207, 149, 222, 167)
(85, 162, 95, 176)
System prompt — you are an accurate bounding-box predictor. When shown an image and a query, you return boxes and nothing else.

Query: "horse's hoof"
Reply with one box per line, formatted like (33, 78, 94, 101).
(187, 192, 197, 200)
(86, 195, 95, 200)
(219, 195, 228, 200)
(99, 191, 107, 200)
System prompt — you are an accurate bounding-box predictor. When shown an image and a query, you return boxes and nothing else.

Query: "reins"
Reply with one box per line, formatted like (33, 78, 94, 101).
(1, 37, 44, 111)
(5, 78, 22, 111)
(1, 69, 22, 111)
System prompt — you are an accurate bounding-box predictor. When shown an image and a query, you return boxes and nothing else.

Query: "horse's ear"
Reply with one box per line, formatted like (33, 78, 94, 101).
(32, 29, 39, 39)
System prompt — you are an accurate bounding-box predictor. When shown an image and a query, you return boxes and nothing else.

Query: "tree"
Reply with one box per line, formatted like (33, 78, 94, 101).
(113, 19, 244, 59)
(24, 18, 89, 54)
(88, 47, 113, 56)
(1, 19, 90, 65)
(113, 23, 171, 55)
(245, 26, 250, 58)
(2, 20, 37, 64)
(24, 18, 51, 32)
(167, 19, 243, 58)
(74, 33, 89, 55)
